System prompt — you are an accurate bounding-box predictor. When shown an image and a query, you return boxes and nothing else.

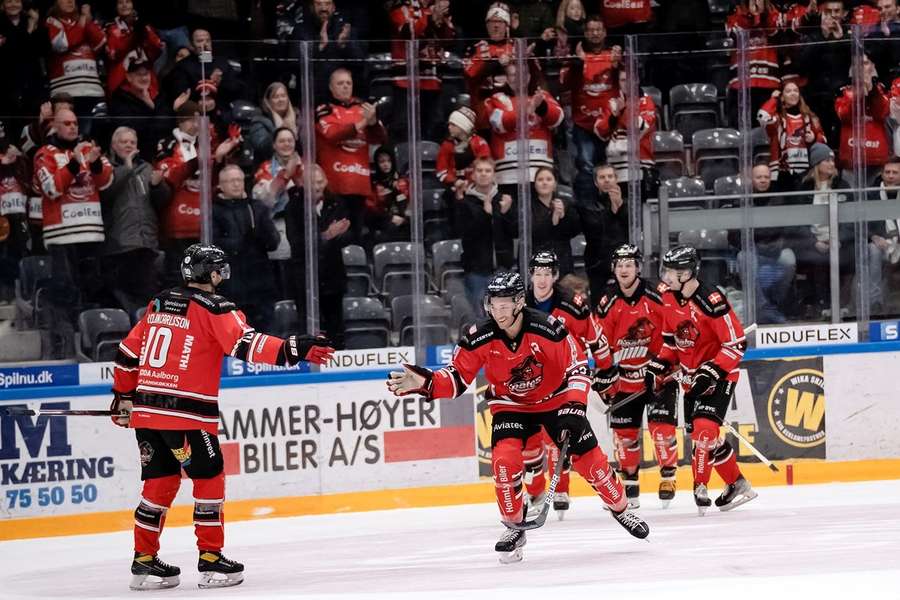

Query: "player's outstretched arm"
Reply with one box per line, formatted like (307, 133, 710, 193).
(278, 334, 336, 366)
(386, 363, 434, 397)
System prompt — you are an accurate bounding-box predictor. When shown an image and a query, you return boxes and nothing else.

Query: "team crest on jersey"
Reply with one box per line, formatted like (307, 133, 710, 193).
(622, 317, 655, 348)
(674, 319, 700, 348)
(507, 355, 544, 394)
(708, 291, 723, 304)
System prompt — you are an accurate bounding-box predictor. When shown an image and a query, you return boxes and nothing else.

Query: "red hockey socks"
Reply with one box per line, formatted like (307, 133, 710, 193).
(613, 427, 641, 475)
(649, 422, 678, 469)
(522, 432, 546, 497)
(134, 474, 181, 555)
(572, 446, 627, 512)
(691, 418, 719, 486)
(712, 438, 742, 485)
(492, 438, 525, 524)
(193, 472, 226, 552)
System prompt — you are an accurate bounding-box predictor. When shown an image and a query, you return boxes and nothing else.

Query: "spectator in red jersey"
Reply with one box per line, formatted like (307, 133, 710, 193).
(314, 67, 387, 245)
(0, 129, 32, 302)
(725, 0, 783, 128)
(45, 0, 107, 135)
(33, 108, 114, 357)
(834, 53, 891, 179)
(104, 0, 163, 96)
(108, 57, 171, 161)
(367, 145, 411, 245)
(101, 126, 167, 317)
(464, 3, 516, 128)
(531, 166, 581, 275)
(388, 0, 456, 140)
(600, 0, 652, 36)
(560, 15, 621, 202)
(757, 81, 827, 192)
(436, 106, 491, 203)
(0, 0, 45, 121)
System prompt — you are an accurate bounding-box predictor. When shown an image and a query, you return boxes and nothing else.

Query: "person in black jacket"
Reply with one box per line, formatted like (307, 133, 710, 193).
(212, 164, 280, 331)
(284, 164, 352, 348)
(166, 28, 245, 107)
(531, 166, 580, 276)
(107, 58, 172, 160)
(576, 163, 627, 303)
(0, 0, 45, 123)
(456, 157, 517, 317)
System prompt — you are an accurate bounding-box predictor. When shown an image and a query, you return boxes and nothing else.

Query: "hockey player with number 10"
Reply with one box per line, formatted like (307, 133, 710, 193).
(387, 272, 648, 564)
(110, 244, 335, 590)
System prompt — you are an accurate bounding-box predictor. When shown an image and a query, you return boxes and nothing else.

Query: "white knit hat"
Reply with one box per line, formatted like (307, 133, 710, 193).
(485, 2, 511, 25)
(448, 106, 476, 136)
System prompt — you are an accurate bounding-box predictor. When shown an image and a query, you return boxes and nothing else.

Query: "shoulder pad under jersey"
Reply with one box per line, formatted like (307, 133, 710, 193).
(458, 318, 497, 350)
(186, 288, 238, 315)
(595, 285, 622, 317)
(554, 286, 590, 320)
(692, 283, 731, 317)
(643, 280, 666, 304)
(523, 307, 568, 342)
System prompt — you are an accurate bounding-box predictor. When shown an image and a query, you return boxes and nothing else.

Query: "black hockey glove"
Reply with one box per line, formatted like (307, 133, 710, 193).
(109, 390, 133, 428)
(643, 358, 670, 393)
(688, 362, 725, 399)
(591, 366, 619, 401)
(281, 334, 335, 366)
(555, 402, 588, 445)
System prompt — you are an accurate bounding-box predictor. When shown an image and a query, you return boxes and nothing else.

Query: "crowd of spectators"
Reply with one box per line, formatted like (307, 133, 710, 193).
(0, 0, 898, 358)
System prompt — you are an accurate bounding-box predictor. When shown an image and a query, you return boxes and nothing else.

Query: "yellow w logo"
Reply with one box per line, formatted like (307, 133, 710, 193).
(784, 388, 825, 431)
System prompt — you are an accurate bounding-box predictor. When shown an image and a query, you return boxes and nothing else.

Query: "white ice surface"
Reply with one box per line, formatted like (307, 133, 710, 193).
(1, 480, 899, 600)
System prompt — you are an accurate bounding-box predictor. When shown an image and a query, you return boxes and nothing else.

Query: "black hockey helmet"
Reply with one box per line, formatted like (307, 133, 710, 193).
(529, 250, 559, 275)
(484, 271, 526, 314)
(182, 243, 231, 284)
(610, 243, 642, 269)
(661, 245, 699, 276)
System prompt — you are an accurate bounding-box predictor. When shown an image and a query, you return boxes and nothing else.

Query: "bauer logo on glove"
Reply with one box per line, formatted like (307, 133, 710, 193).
(689, 362, 725, 397)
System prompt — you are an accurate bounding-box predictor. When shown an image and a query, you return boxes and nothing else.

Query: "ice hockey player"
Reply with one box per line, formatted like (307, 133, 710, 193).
(647, 245, 757, 515)
(594, 244, 678, 508)
(522, 250, 615, 519)
(387, 272, 648, 563)
(110, 244, 335, 590)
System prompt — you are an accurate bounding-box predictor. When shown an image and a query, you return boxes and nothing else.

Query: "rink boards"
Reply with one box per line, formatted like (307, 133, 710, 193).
(1, 345, 899, 540)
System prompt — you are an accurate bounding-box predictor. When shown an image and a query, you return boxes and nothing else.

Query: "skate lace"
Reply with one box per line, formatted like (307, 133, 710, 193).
(154, 557, 176, 570)
(500, 528, 521, 543)
(617, 511, 644, 529)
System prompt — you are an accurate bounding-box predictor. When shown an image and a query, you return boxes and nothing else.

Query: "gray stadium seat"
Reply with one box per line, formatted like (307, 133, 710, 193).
(661, 176, 707, 209)
(391, 294, 450, 346)
(15, 255, 52, 330)
(450, 294, 476, 341)
(272, 300, 300, 337)
(669, 83, 720, 144)
(343, 297, 390, 349)
(342, 244, 375, 296)
(653, 130, 686, 180)
(692, 128, 741, 189)
(77, 308, 131, 362)
(373, 242, 429, 300)
(432, 239, 464, 296)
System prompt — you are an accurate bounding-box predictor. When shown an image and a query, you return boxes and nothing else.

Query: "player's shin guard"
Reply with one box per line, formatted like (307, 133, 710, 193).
(649, 422, 678, 470)
(711, 437, 742, 485)
(134, 474, 181, 556)
(192, 472, 226, 552)
(522, 433, 546, 498)
(492, 439, 525, 524)
(572, 447, 627, 512)
(691, 418, 720, 486)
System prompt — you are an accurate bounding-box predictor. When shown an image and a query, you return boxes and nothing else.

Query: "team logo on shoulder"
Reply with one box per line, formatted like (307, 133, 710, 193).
(507, 355, 544, 394)
(708, 291, 723, 304)
(657, 282, 669, 293)
(468, 324, 478, 335)
(767, 368, 826, 448)
(573, 294, 584, 306)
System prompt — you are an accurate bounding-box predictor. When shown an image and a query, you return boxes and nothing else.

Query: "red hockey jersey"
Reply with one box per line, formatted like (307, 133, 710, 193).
(155, 128, 207, 240)
(388, 1, 455, 90)
(315, 99, 387, 197)
(113, 287, 289, 433)
(45, 14, 106, 98)
(105, 17, 163, 94)
(527, 285, 613, 369)
(33, 141, 113, 246)
(757, 97, 826, 176)
(594, 91, 657, 180)
(725, 6, 782, 90)
(485, 90, 564, 185)
(595, 280, 668, 393)
(601, 0, 652, 30)
(835, 84, 892, 169)
(435, 135, 491, 185)
(657, 283, 746, 389)
(429, 308, 592, 414)
(560, 50, 620, 132)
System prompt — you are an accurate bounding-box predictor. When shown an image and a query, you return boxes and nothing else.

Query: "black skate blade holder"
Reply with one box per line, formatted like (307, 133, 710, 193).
(507, 433, 570, 531)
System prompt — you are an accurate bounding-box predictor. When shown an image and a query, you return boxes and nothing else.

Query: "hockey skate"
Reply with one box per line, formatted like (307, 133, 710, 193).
(495, 527, 526, 564)
(525, 492, 546, 520)
(621, 471, 640, 509)
(197, 551, 244, 589)
(610, 508, 650, 539)
(715, 476, 758, 512)
(553, 492, 570, 521)
(694, 482, 711, 516)
(129, 552, 180, 591)
(658, 467, 676, 509)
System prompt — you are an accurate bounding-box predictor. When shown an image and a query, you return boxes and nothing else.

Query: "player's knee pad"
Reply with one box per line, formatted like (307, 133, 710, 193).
(492, 438, 525, 521)
(691, 418, 720, 451)
(613, 427, 641, 472)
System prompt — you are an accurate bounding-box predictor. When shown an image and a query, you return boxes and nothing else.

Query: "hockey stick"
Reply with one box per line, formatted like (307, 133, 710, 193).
(722, 422, 779, 472)
(508, 432, 570, 531)
(0, 406, 126, 418)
